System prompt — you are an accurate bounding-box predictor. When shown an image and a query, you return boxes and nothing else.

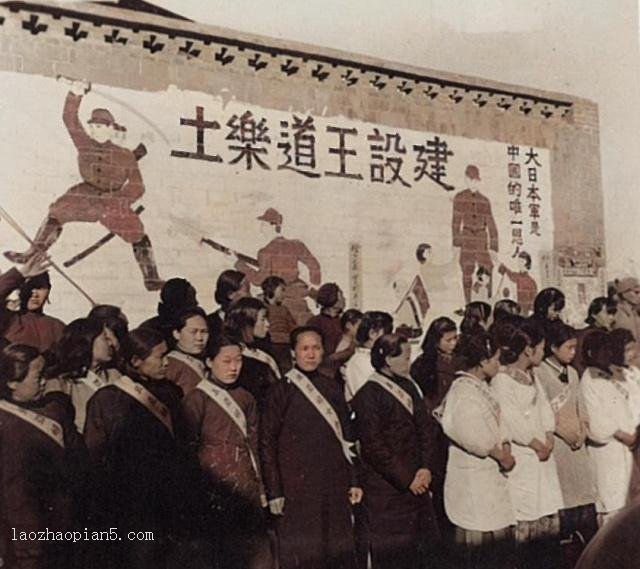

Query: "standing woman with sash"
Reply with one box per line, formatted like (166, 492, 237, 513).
(351, 333, 439, 569)
(260, 326, 362, 569)
(183, 334, 273, 569)
(45, 318, 120, 432)
(536, 322, 597, 560)
(84, 328, 186, 569)
(225, 297, 281, 410)
(0, 344, 84, 569)
(165, 307, 209, 397)
(490, 318, 563, 569)
(439, 331, 516, 569)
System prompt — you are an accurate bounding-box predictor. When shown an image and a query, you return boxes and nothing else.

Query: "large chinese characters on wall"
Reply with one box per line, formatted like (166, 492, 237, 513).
(0, 73, 553, 326)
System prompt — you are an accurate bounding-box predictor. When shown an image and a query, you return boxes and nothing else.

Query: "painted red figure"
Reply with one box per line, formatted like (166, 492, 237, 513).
(235, 208, 322, 325)
(451, 165, 499, 303)
(498, 250, 538, 315)
(4, 79, 163, 291)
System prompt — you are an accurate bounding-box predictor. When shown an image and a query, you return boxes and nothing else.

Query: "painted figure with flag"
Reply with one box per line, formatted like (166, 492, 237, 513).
(394, 274, 430, 338)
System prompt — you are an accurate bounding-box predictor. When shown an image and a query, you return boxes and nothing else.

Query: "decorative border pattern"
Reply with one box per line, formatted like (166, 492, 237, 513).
(2, 1, 573, 121)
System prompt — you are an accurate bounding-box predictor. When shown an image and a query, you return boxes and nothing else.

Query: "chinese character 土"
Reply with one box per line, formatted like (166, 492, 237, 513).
(368, 128, 411, 188)
(226, 110, 271, 170)
(170, 105, 222, 162)
(277, 115, 320, 178)
(413, 135, 455, 191)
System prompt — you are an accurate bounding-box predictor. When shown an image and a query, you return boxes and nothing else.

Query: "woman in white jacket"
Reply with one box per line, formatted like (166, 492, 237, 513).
(440, 330, 516, 569)
(581, 329, 638, 525)
(490, 318, 563, 569)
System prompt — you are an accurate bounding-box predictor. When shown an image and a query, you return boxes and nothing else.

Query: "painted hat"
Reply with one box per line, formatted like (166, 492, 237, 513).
(257, 208, 283, 227)
(88, 108, 116, 126)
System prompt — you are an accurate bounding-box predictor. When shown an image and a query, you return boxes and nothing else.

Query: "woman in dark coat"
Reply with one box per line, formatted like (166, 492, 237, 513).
(0, 344, 84, 569)
(260, 326, 361, 569)
(83, 328, 191, 569)
(183, 334, 272, 569)
(410, 317, 459, 561)
(352, 333, 439, 569)
(225, 297, 281, 410)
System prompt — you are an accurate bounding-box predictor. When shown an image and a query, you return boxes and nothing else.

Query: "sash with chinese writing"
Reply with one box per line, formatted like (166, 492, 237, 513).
(0, 400, 64, 448)
(79, 369, 109, 392)
(542, 360, 573, 413)
(242, 346, 282, 380)
(113, 376, 173, 435)
(287, 368, 356, 464)
(456, 372, 501, 420)
(196, 380, 266, 504)
(167, 350, 207, 379)
(369, 372, 415, 416)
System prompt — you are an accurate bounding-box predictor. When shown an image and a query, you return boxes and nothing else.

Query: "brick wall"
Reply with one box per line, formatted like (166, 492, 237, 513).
(0, 1, 605, 327)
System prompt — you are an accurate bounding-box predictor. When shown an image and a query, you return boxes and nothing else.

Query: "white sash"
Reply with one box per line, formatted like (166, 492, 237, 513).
(79, 369, 109, 392)
(113, 376, 173, 435)
(369, 372, 414, 416)
(456, 372, 501, 419)
(196, 380, 265, 498)
(542, 360, 573, 413)
(242, 346, 282, 380)
(287, 368, 356, 464)
(167, 350, 207, 378)
(0, 400, 65, 448)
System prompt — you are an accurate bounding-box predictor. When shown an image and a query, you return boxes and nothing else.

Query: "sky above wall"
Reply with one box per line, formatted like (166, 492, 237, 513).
(61, 0, 640, 276)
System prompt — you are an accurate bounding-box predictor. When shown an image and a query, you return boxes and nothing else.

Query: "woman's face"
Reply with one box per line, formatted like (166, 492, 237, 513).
(92, 328, 114, 367)
(552, 338, 577, 366)
(9, 356, 46, 402)
(624, 341, 637, 367)
(134, 342, 169, 380)
(174, 315, 209, 355)
(528, 340, 546, 366)
(293, 331, 324, 372)
(230, 279, 250, 304)
(207, 345, 243, 385)
(481, 350, 501, 379)
(594, 307, 615, 330)
(386, 343, 411, 377)
(253, 309, 270, 340)
(547, 303, 562, 321)
(438, 330, 458, 355)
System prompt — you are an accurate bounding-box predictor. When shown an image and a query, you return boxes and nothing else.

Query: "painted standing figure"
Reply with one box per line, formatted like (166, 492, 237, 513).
(4, 78, 163, 291)
(451, 165, 499, 303)
(235, 208, 321, 325)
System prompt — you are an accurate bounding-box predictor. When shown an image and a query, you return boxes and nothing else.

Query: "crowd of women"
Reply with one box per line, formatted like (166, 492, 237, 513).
(2, 251, 640, 569)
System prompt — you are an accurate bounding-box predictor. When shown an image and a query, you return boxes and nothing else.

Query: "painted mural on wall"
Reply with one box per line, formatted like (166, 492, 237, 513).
(0, 73, 553, 325)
